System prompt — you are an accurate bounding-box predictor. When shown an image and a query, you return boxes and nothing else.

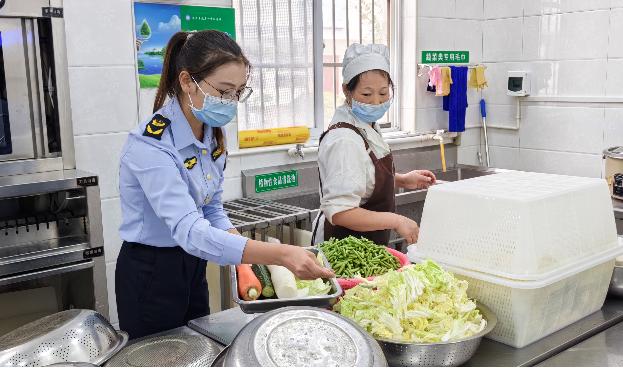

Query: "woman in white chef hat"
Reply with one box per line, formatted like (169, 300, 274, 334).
(312, 44, 436, 246)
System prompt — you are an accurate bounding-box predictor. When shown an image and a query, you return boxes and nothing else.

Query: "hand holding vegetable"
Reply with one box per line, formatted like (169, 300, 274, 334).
(280, 245, 335, 280)
(241, 240, 335, 280)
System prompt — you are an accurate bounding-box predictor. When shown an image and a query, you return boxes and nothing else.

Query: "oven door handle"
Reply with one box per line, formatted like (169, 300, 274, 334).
(0, 260, 93, 287)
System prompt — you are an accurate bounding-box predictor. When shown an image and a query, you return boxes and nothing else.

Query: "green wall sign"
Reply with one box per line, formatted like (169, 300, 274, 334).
(255, 170, 299, 193)
(421, 51, 470, 64)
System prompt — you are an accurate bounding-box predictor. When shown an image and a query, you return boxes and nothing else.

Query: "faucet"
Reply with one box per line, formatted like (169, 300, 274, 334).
(433, 130, 447, 173)
(294, 144, 305, 159)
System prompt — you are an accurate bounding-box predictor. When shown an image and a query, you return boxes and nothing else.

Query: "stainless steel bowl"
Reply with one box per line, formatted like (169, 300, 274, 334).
(375, 303, 497, 367)
(223, 306, 387, 367)
(609, 266, 623, 297)
(0, 309, 128, 367)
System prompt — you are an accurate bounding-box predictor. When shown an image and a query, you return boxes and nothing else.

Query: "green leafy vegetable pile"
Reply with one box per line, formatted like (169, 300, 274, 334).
(319, 236, 400, 278)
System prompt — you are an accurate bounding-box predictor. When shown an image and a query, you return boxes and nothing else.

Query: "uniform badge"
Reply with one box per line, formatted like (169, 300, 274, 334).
(211, 146, 225, 161)
(184, 156, 198, 170)
(143, 114, 171, 140)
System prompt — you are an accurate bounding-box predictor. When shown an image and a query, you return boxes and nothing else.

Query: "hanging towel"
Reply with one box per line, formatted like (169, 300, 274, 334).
(437, 67, 452, 96)
(428, 67, 442, 93)
(468, 65, 488, 90)
(443, 66, 468, 132)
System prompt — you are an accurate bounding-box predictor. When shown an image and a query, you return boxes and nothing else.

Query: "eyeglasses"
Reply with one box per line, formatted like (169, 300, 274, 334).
(203, 80, 253, 103)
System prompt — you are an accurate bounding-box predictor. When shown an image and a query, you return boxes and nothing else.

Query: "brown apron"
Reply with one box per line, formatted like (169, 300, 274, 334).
(313, 122, 396, 246)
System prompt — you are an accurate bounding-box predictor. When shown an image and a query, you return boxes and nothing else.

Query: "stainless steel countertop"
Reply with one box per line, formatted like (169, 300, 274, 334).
(466, 297, 623, 366)
(536, 320, 623, 366)
(188, 298, 623, 367)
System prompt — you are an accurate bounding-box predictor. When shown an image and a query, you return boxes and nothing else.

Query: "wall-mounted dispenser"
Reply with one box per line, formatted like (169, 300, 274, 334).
(507, 71, 530, 96)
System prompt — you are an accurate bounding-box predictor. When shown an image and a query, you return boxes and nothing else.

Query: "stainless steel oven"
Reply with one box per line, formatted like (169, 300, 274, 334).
(0, 1, 108, 333)
(0, 0, 74, 176)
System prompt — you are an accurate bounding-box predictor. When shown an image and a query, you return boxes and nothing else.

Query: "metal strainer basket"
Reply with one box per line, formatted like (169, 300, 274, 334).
(0, 309, 128, 367)
(375, 303, 497, 366)
(104, 334, 223, 367)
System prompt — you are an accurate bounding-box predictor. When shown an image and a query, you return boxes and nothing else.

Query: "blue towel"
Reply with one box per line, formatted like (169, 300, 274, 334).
(443, 66, 468, 132)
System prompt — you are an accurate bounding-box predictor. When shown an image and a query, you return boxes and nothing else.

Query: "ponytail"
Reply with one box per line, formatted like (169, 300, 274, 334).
(153, 32, 189, 113)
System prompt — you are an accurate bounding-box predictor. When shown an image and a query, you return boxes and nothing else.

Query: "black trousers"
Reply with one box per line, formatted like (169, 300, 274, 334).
(115, 241, 209, 339)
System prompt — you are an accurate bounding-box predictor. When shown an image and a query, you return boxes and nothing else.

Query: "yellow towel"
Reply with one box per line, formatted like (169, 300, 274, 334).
(469, 65, 488, 90)
(437, 67, 452, 96)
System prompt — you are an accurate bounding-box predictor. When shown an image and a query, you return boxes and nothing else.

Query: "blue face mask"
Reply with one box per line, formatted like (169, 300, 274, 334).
(189, 80, 238, 127)
(350, 98, 393, 123)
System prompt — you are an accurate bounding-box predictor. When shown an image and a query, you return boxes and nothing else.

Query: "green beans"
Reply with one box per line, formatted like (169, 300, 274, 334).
(318, 236, 401, 278)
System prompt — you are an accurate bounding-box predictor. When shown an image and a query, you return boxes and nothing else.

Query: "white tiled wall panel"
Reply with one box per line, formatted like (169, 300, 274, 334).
(606, 59, 623, 95)
(483, 18, 523, 62)
(605, 108, 623, 148)
(69, 67, 139, 136)
(519, 149, 603, 177)
(524, 0, 612, 16)
(417, 0, 456, 18)
(64, 0, 135, 67)
(458, 145, 481, 166)
(520, 106, 605, 154)
(74, 133, 128, 199)
(484, 0, 524, 19)
(455, 0, 484, 20)
(489, 146, 521, 169)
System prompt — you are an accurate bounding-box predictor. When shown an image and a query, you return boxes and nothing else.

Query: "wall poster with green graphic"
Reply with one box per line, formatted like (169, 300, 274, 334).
(134, 3, 236, 88)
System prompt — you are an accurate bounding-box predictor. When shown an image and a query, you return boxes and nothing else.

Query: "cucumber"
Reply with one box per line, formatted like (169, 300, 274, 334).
(251, 264, 275, 298)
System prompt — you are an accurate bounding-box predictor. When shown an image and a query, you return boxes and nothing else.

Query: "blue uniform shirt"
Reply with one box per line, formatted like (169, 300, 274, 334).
(118, 98, 247, 265)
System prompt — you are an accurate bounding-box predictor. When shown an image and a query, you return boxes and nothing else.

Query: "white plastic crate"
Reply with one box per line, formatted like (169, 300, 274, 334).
(409, 240, 622, 348)
(416, 171, 618, 280)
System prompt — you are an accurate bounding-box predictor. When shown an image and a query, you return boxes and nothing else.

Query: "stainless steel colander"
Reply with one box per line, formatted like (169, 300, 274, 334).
(0, 309, 128, 367)
(375, 303, 498, 366)
(104, 334, 223, 367)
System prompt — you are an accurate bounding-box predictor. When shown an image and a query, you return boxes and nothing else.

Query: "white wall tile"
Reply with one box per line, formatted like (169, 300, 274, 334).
(486, 104, 518, 128)
(613, 0, 623, 8)
(415, 108, 448, 132)
(455, 0, 484, 20)
(106, 262, 118, 325)
(416, 18, 456, 57)
(522, 16, 540, 60)
(605, 108, 623, 148)
(458, 145, 482, 165)
(416, 75, 444, 108)
(74, 133, 128, 199)
(70, 67, 138, 135)
(223, 177, 243, 201)
(101, 198, 122, 263)
(138, 89, 158, 123)
(454, 20, 483, 63)
(489, 146, 520, 169)
(520, 106, 605, 154)
(606, 59, 623, 96)
(530, 60, 607, 96)
(484, 0, 524, 19)
(459, 128, 482, 146)
(609, 9, 623, 58)
(64, 0, 135, 66)
(524, 0, 611, 15)
(224, 156, 242, 179)
(483, 18, 523, 62)
(466, 105, 482, 127)
(418, 0, 456, 18)
(487, 128, 520, 147)
(519, 149, 602, 177)
(537, 11, 609, 60)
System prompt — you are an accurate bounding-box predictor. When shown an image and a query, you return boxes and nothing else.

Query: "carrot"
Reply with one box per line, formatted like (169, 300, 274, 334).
(236, 264, 262, 301)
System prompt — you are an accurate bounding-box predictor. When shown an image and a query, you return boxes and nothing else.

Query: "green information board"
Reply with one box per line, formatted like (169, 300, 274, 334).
(421, 51, 469, 64)
(255, 170, 299, 193)
(180, 6, 235, 39)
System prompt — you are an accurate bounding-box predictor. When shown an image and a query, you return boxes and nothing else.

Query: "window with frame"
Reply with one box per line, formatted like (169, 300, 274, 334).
(233, 0, 315, 132)
(321, 0, 394, 130)
(234, 0, 397, 135)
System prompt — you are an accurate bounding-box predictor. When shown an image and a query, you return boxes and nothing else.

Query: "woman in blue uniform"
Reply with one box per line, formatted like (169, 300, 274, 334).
(116, 30, 333, 339)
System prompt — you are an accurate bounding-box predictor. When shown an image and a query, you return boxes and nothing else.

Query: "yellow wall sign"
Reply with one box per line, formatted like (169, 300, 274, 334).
(238, 126, 310, 148)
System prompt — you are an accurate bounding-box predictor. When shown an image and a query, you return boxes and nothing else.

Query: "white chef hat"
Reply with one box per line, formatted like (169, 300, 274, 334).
(342, 43, 391, 84)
